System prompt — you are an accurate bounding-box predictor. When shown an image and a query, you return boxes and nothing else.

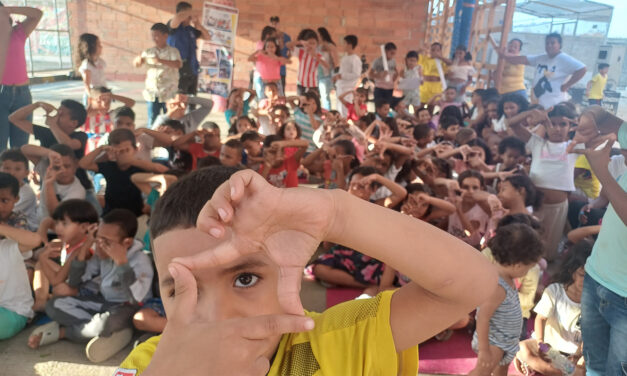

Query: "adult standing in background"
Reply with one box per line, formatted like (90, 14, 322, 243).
(0, 2, 42, 151)
(316, 27, 338, 110)
(270, 16, 291, 93)
(492, 37, 527, 100)
(498, 33, 585, 108)
(167, 1, 210, 108)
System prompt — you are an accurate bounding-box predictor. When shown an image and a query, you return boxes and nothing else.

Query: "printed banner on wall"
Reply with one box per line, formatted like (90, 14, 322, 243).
(198, 2, 238, 97)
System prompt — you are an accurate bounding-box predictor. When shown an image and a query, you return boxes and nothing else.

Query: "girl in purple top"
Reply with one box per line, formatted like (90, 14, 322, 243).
(0, 3, 42, 151)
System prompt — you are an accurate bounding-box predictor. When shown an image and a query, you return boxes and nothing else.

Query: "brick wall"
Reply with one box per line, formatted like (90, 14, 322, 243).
(67, 0, 429, 89)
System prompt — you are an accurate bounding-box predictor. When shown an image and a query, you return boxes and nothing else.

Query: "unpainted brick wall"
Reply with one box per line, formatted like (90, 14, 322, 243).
(67, 0, 429, 90)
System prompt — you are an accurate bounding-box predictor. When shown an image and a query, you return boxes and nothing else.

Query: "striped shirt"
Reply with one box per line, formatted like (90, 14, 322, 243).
(83, 112, 113, 152)
(293, 107, 320, 152)
(296, 47, 321, 88)
(472, 277, 522, 357)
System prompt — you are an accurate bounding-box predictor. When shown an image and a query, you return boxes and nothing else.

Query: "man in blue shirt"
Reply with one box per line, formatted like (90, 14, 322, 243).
(269, 16, 291, 91)
(167, 2, 210, 101)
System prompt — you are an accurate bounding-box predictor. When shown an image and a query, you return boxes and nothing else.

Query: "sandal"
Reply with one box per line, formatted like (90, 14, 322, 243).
(29, 321, 60, 348)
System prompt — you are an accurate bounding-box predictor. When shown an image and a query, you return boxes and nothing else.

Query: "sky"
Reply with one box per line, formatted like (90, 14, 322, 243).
(593, 0, 627, 38)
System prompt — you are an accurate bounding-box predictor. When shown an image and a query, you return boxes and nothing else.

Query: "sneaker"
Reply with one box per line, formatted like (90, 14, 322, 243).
(85, 328, 133, 363)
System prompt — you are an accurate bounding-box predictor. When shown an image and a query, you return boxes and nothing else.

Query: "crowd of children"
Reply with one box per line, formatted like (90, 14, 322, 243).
(1, 2, 627, 375)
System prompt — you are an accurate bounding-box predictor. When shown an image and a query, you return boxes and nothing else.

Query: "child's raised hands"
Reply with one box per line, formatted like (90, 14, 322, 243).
(175, 170, 337, 315)
(567, 105, 622, 153)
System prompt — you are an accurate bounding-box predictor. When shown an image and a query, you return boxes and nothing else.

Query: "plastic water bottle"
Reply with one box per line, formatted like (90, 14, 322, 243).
(538, 342, 575, 376)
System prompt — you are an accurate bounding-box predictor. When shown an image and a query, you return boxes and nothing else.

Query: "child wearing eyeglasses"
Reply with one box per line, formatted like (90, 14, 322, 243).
(507, 103, 583, 262)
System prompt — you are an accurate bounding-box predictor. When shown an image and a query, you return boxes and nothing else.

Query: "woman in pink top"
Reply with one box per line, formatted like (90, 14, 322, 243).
(248, 38, 290, 96)
(0, 3, 42, 151)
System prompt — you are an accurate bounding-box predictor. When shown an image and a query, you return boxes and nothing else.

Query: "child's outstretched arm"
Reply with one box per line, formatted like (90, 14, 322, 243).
(0, 224, 41, 252)
(183, 170, 497, 351)
(112, 93, 136, 108)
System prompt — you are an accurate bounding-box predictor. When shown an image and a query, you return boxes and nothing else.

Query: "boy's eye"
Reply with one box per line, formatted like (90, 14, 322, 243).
(234, 273, 260, 288)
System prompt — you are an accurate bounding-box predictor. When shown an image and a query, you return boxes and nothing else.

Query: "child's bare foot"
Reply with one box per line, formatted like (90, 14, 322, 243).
(28, 332, 43, 349)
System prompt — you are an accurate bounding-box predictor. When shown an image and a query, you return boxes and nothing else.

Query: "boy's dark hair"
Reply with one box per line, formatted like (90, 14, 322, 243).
(510, 38, 523, 50)
(197, 155, 221, 169)
(151, 166, 241, 240)
(109, 128, 137, 147)
(413, 123, 432, 140)
(151, 22, 169, 34)
(0, 172, 19, 197)
(240, 130, 262, 143)
(406, 182, 431, 195)
(498, 136, 526, 156)
(51, 199, 99, 224)
(358, 113, 376, 126)
(374, 98, 390, 110)
(466, 138, 493, 165)
(504, 174, 543, 210)
(489, 223, 544, 266)
(262, 134, 281, 149)
(406, 50, 418, 59)
(260, 26, 276, 42)
(455, 127, 476, 145)
(90, 86, 112, 96)
(445, 86, 457, 93)
(224, 139, 243, 151)
(598, 63, 609, 70)
(553, 240, 592, 288)
(347, 166, 380, 187)
(440, 105, 464, 125)
(498, 93, 529, 118)
(60, 99, 87, 128)
(431, 42, 442, 49)
(432, 157, 453, 179)
(355, 87, 368, 98)
(416, 107, 430, 116)
(175, 1, 192, 13)
(333, 139, 360, 169)
(344, 35, 358, 49)
(0, 149, 28, 170)
(297, 28, 318, 42)
(162, 119, 186, 134)
(458, 169, 484, 187)
(384, 42, 397, 52)
(269, 16, 280, 23)
(548, 102, 577, 120)
(440, 116, 460, 130)
(50, 144, 77, 161)
(545, 32, 562, 47)
(202, 121, 220, 131)
(102, 208, 138, 239)
(113, 106, 135, 122)
(278, 121, 302, 140)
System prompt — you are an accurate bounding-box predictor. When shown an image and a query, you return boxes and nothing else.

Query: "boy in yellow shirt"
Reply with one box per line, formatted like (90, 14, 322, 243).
(115, 166, 497, 375)
(586, 63, 609, 105)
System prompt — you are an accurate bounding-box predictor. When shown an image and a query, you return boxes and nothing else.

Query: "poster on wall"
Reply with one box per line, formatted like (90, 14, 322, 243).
(198, 2, 238, 97)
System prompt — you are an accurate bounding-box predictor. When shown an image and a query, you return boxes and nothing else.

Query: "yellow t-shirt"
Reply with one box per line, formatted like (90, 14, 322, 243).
(588, 73, 607, 100)
(574, 155, 601, 199)
(419, 54, 447, 77)
(116, 291, 419, 376)
(499, 62, 526, 94)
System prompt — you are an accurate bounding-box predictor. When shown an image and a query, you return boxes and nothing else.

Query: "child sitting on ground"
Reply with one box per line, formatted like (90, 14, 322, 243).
(83, 86, 136, 151)
(79, 128, 168, 216)
(312, 166, 407, 288)
(219, 139, 244, 168)
(437, 116, 461, 143)
(152, 93, 214, 135)
(32, 200, 99, 312)
(252, 83, 286, 135)
(21, 144, 87, 220)
(116, 166, 496, 375)
(29, 209, 154, 364)
(0, 173, 41, 340)
(224, 88, 255, 128)
(240, 130, 264, 171)
(470, 222, 544, 376)
(338, 88, 368, 123)
(0, 149, 38, 230)
(260, 124, 308, 188)
(171, 122, 221, 170)
(515, 240, 591, 376)
(486, 136, 526, 190)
